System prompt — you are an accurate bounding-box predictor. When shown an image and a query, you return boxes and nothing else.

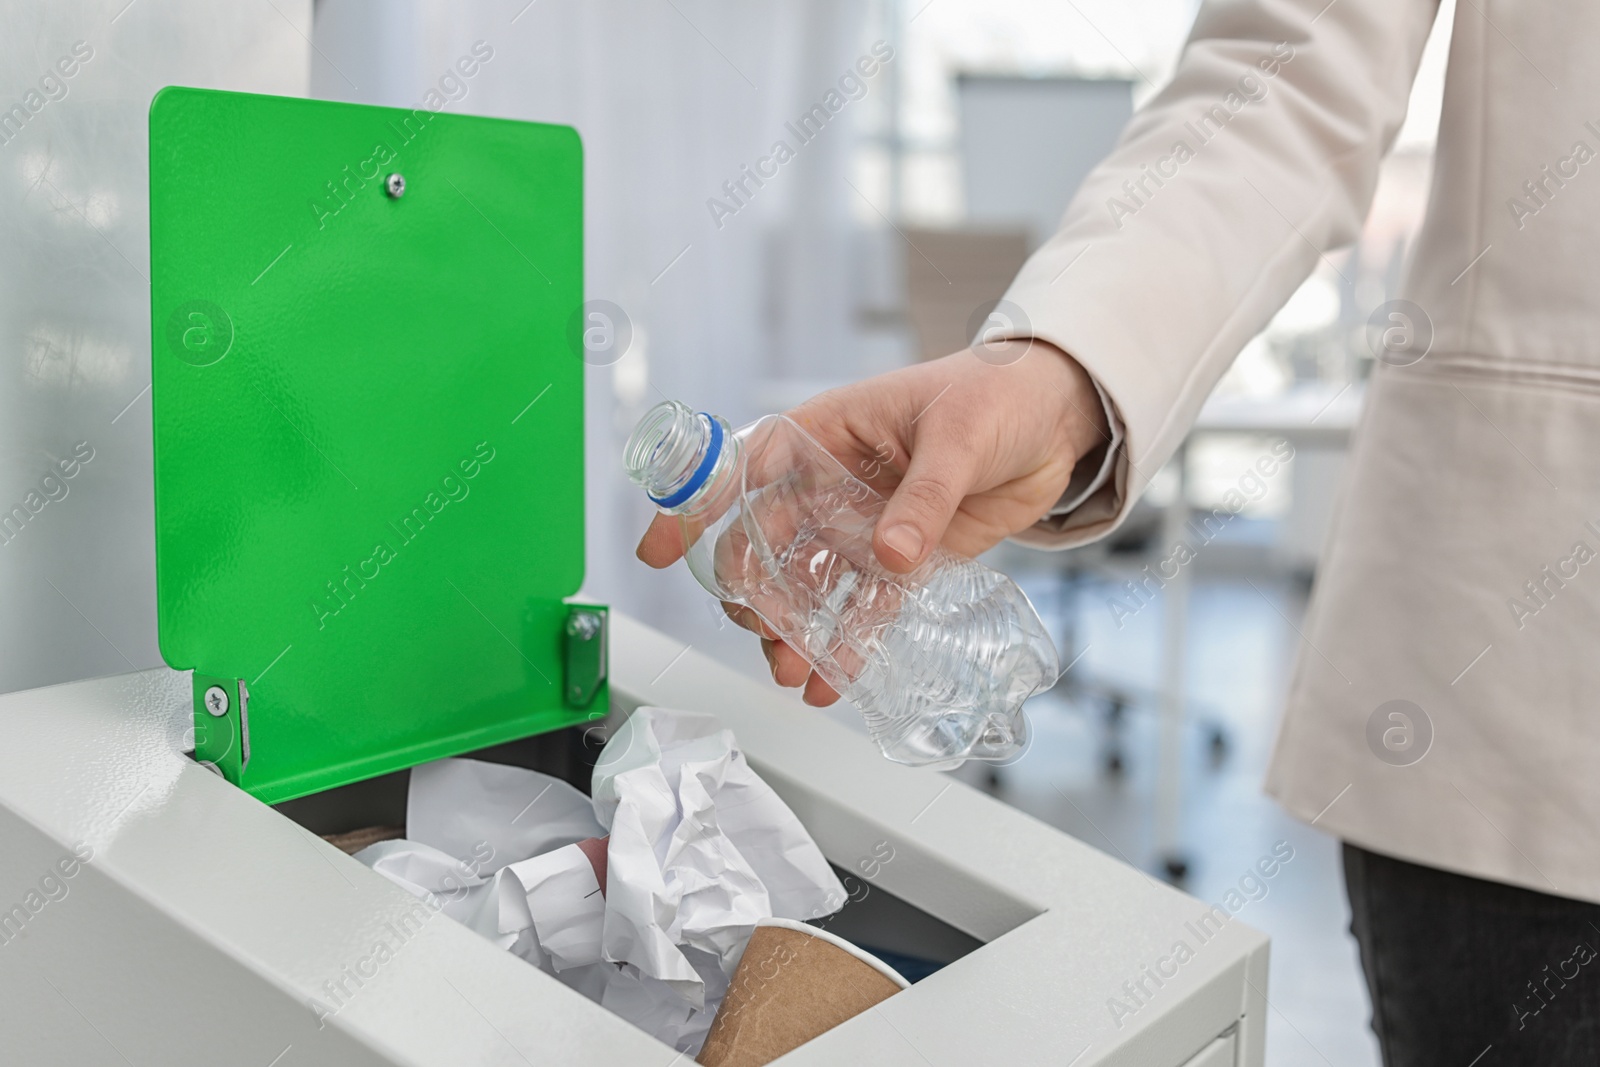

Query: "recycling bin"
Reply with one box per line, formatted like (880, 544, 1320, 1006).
(0, 615, 1266, 1066)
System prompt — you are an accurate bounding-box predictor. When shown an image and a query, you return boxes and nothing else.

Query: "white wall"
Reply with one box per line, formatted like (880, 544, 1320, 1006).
(0, 0, 310, 693)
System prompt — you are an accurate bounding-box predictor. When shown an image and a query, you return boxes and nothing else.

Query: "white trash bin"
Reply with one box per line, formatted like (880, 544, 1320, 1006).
(0, 612, 1266, 1066)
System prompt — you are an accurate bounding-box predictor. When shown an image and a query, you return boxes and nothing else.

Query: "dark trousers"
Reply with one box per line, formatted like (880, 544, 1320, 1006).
(1343, 843, 1600, 1066)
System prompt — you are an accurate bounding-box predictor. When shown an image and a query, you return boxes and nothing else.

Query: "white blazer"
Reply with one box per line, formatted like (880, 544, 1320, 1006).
(1005, 0, 1600, 902)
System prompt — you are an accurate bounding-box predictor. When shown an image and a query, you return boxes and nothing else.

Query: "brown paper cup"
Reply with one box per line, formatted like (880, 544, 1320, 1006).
(321, 824, 406, 855)
(697, 918, 910, 1067)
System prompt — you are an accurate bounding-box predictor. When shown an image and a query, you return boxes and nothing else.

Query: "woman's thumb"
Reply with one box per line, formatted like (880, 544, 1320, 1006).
(874, 442, 973, 573)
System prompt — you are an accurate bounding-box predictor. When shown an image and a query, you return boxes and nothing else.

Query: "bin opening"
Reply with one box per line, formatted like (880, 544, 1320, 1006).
(269, 723, 600, 837)
(268, 719, 986, 985)
(807, 864, 982, 983)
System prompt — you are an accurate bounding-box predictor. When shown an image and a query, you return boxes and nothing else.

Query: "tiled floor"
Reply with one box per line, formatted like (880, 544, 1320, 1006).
(957, 557, 1383, 1067)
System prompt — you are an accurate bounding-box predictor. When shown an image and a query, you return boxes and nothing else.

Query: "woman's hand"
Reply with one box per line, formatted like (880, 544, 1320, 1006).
(635, 339, 1111, 705)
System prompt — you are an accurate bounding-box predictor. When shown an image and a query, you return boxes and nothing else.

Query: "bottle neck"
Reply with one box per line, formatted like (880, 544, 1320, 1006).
(624, 400, 739, 515)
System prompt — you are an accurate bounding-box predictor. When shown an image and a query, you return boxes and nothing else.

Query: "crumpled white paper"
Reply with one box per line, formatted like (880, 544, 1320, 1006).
(354, 707, 846, 1053)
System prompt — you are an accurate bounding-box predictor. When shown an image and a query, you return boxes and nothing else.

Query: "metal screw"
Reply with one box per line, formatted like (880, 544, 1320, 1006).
(203, 685, 229, 717)
(568, 612, 601, 640)
(385, 172, 406, 198)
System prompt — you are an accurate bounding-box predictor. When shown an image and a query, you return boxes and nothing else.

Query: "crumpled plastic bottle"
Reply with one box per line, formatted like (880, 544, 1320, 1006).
(625, 399, 1060, 770)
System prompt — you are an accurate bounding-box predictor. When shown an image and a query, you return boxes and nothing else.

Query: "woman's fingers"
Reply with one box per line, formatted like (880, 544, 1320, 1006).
(725, 602, 777, 639)
(873, 421, 980, 573)
(635, 513, 686, 568)
(801, 673, 841, 706)
(759, 636, 839, 705)
(762, 638, 813, 688)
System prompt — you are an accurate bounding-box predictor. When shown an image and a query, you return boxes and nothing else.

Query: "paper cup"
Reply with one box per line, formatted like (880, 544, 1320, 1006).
(321, 824, 405, 855)
(697, 918, 910, 1067)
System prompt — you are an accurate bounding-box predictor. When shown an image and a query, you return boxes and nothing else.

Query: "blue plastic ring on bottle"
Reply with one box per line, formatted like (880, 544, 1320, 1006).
(649, 413, 722, 509)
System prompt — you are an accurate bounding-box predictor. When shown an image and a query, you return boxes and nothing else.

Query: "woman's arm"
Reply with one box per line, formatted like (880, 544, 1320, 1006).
(1004, 0, 1441, 546)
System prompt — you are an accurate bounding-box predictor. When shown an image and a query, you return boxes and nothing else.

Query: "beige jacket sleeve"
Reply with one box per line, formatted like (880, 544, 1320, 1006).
(1003, 0, 1441, 550)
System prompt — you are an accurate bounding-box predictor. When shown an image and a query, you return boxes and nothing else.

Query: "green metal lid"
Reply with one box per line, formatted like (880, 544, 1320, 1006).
(150, 87, 602, 803)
